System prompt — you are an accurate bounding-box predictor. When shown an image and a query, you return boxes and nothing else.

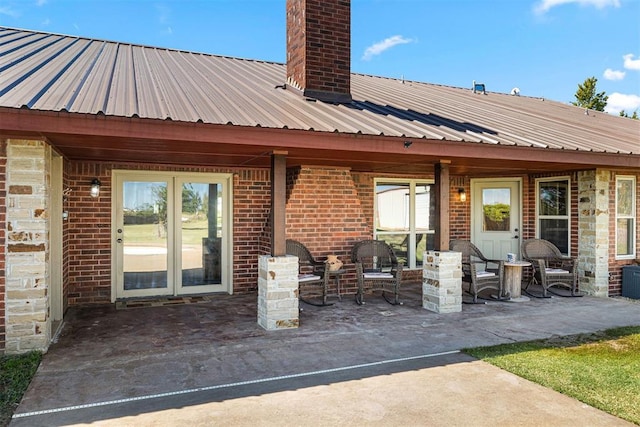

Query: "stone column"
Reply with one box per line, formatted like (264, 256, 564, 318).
(5, 140, 50, 353)
(423, 250, 462, 313)
(257, 255, 299, 330)
(577, 170, 610, 297)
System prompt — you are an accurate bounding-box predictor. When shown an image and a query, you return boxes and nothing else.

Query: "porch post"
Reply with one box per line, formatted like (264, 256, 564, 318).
(434, 160, 451, 251)
(271, 151, 287, 256)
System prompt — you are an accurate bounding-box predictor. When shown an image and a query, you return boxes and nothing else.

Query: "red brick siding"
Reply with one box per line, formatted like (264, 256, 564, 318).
(450, 176, 470, 240)
(0, 141, 6, 351)
(286, 0, 351, 97)
(286, 167, 370, 293)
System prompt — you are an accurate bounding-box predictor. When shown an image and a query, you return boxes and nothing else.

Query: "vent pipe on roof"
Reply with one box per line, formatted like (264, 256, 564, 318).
(286, 0, 352, 103)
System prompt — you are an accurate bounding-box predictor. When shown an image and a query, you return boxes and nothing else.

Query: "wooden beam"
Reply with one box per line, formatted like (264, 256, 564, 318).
(271, 151, 287, 256)
(434, 161, 450, 251)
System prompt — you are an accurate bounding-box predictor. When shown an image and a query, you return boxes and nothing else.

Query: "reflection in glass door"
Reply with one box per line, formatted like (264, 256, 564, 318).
(122, 179, 171, 295)
(177, 180, 223, 293)
(114, 172, 231, 300)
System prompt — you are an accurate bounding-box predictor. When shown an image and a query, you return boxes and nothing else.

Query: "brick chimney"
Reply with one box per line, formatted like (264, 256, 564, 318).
(286, 0, 352, 103)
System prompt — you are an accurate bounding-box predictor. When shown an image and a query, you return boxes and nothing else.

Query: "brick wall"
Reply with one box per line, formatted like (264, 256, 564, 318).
(286, 167, 370, 293)
(286, 0, 351, 100)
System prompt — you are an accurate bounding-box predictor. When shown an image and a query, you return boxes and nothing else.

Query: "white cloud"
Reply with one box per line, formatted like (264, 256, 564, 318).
(604, 92, 640, 115)
(0, 6, 20, 18)
(362, 35, 413, 61)
(534, 0, 620, 14)
(623, 53, 640, 71)
(36, 0, 48, 6)
(603, 68, 625, 80)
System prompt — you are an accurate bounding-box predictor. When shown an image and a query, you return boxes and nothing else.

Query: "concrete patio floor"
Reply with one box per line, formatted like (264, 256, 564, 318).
(11, 283, 640, 426)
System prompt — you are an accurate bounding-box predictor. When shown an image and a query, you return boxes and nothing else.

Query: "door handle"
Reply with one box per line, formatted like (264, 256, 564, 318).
(513, 235, 519, 239)
(116, 238, 123, 243)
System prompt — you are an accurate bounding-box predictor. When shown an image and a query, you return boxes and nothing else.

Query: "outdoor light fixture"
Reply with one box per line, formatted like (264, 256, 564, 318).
(404, 140, 412, 148)
(458, 188, 467, 202)
(90, 178, 101, 198)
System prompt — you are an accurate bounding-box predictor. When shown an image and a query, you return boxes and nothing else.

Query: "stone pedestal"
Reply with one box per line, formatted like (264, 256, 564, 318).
(257, 255, 299, 330)
(423, 250, 462, 313)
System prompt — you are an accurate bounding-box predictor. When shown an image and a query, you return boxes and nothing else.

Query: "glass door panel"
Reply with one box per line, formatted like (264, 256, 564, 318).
(180, 182, 221, 287)
(176, 179, 226, 294)
(120, 179, 172, 296)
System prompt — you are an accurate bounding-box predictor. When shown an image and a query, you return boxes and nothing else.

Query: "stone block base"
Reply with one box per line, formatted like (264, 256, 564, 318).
(423, 250, 462, 313)
(257, 255, 299, 330)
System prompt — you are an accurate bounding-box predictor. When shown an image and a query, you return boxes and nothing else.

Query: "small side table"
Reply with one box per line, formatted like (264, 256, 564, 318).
(328, 268, 346, 301)
(504, 261, 531, 302)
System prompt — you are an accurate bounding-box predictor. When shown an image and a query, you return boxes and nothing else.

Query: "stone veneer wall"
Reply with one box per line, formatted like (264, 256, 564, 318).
(577, 170, 610, 297)
(423, 250, 462, 313)
(5, 140, 50, 353)
(257, 255, 299, 330)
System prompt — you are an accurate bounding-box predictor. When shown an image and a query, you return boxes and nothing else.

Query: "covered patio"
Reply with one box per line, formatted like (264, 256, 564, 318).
(12, 283, 640, 425)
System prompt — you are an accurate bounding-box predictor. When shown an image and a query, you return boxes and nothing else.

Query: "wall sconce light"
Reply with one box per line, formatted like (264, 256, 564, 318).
(404, 140, 412, 149)
(458, 188, 467, 202)
(90, 178, 101, 198)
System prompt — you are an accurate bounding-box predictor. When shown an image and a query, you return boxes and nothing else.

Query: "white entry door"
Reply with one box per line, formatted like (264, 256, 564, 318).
(471, 179, 522, 261)
(112, 171, 233, 300)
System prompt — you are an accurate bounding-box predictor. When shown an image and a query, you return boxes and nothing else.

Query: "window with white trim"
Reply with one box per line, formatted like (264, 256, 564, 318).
(374, 180, 435, 269)
(536, 177, 570, 255)
(616, 176, 636, 258)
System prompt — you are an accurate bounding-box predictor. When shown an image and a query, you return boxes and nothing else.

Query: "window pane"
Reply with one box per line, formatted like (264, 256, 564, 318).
(482, 188, 510, 231)
(416, 185, 435, 231)
(617, 218, 634, 256)
(539, 181, 568, 216)
(376, 183, 409, 232)
(617, 179, 634, 216)
(540, 219, 569, 254)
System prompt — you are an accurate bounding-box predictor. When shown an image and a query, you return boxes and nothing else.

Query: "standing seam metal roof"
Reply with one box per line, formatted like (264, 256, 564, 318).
(1, 27, 639, 155)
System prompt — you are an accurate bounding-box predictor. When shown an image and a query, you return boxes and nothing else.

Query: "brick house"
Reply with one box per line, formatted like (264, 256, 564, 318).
(1, 0, 639, 353)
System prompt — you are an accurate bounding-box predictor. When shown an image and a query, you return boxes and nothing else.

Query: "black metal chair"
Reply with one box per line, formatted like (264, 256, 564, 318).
(285, 239, 331, 306)
(521, 239, 579, 298)
(450, 239, 508, 303)
(351, 239, 402, 305)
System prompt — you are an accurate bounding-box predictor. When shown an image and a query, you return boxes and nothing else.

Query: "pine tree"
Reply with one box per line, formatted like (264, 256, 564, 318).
(572, 77, 608, 111)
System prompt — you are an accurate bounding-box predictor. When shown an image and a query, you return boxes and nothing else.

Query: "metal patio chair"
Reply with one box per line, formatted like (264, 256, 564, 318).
(286, 239, 331, 306)
(521, 238, 579, 298)
(351, 239, 402, 305)
(450, 239, 508, 303)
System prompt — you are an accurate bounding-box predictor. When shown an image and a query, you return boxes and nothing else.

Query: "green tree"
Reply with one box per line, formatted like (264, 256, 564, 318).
(572, 77, 608, 111)
(619, 110, 639, 120)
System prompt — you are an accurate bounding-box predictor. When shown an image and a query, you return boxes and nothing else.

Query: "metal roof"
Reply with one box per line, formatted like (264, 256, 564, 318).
(1, 27, 639, 158)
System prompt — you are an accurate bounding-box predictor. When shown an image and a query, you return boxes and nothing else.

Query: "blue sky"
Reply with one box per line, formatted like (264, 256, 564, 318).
(1, 0, 639, 114)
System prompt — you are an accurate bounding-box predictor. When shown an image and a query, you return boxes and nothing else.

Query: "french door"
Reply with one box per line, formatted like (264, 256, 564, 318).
(112, 171, 232, 300)
(471, 179, 522, 261)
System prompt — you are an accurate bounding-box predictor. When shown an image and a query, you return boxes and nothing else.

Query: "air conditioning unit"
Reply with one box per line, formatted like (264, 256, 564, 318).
(622, 266, 640, 299)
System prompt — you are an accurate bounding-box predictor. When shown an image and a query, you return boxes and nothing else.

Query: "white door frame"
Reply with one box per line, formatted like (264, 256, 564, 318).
(470, 178, 523, 260)
(111, 170, 233, 301)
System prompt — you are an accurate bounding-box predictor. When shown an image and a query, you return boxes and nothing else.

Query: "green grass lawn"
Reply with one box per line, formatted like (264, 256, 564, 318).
(464, 326, 640, 425)
(124, 218, 214, 246)
(0, 351, 42, 426)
